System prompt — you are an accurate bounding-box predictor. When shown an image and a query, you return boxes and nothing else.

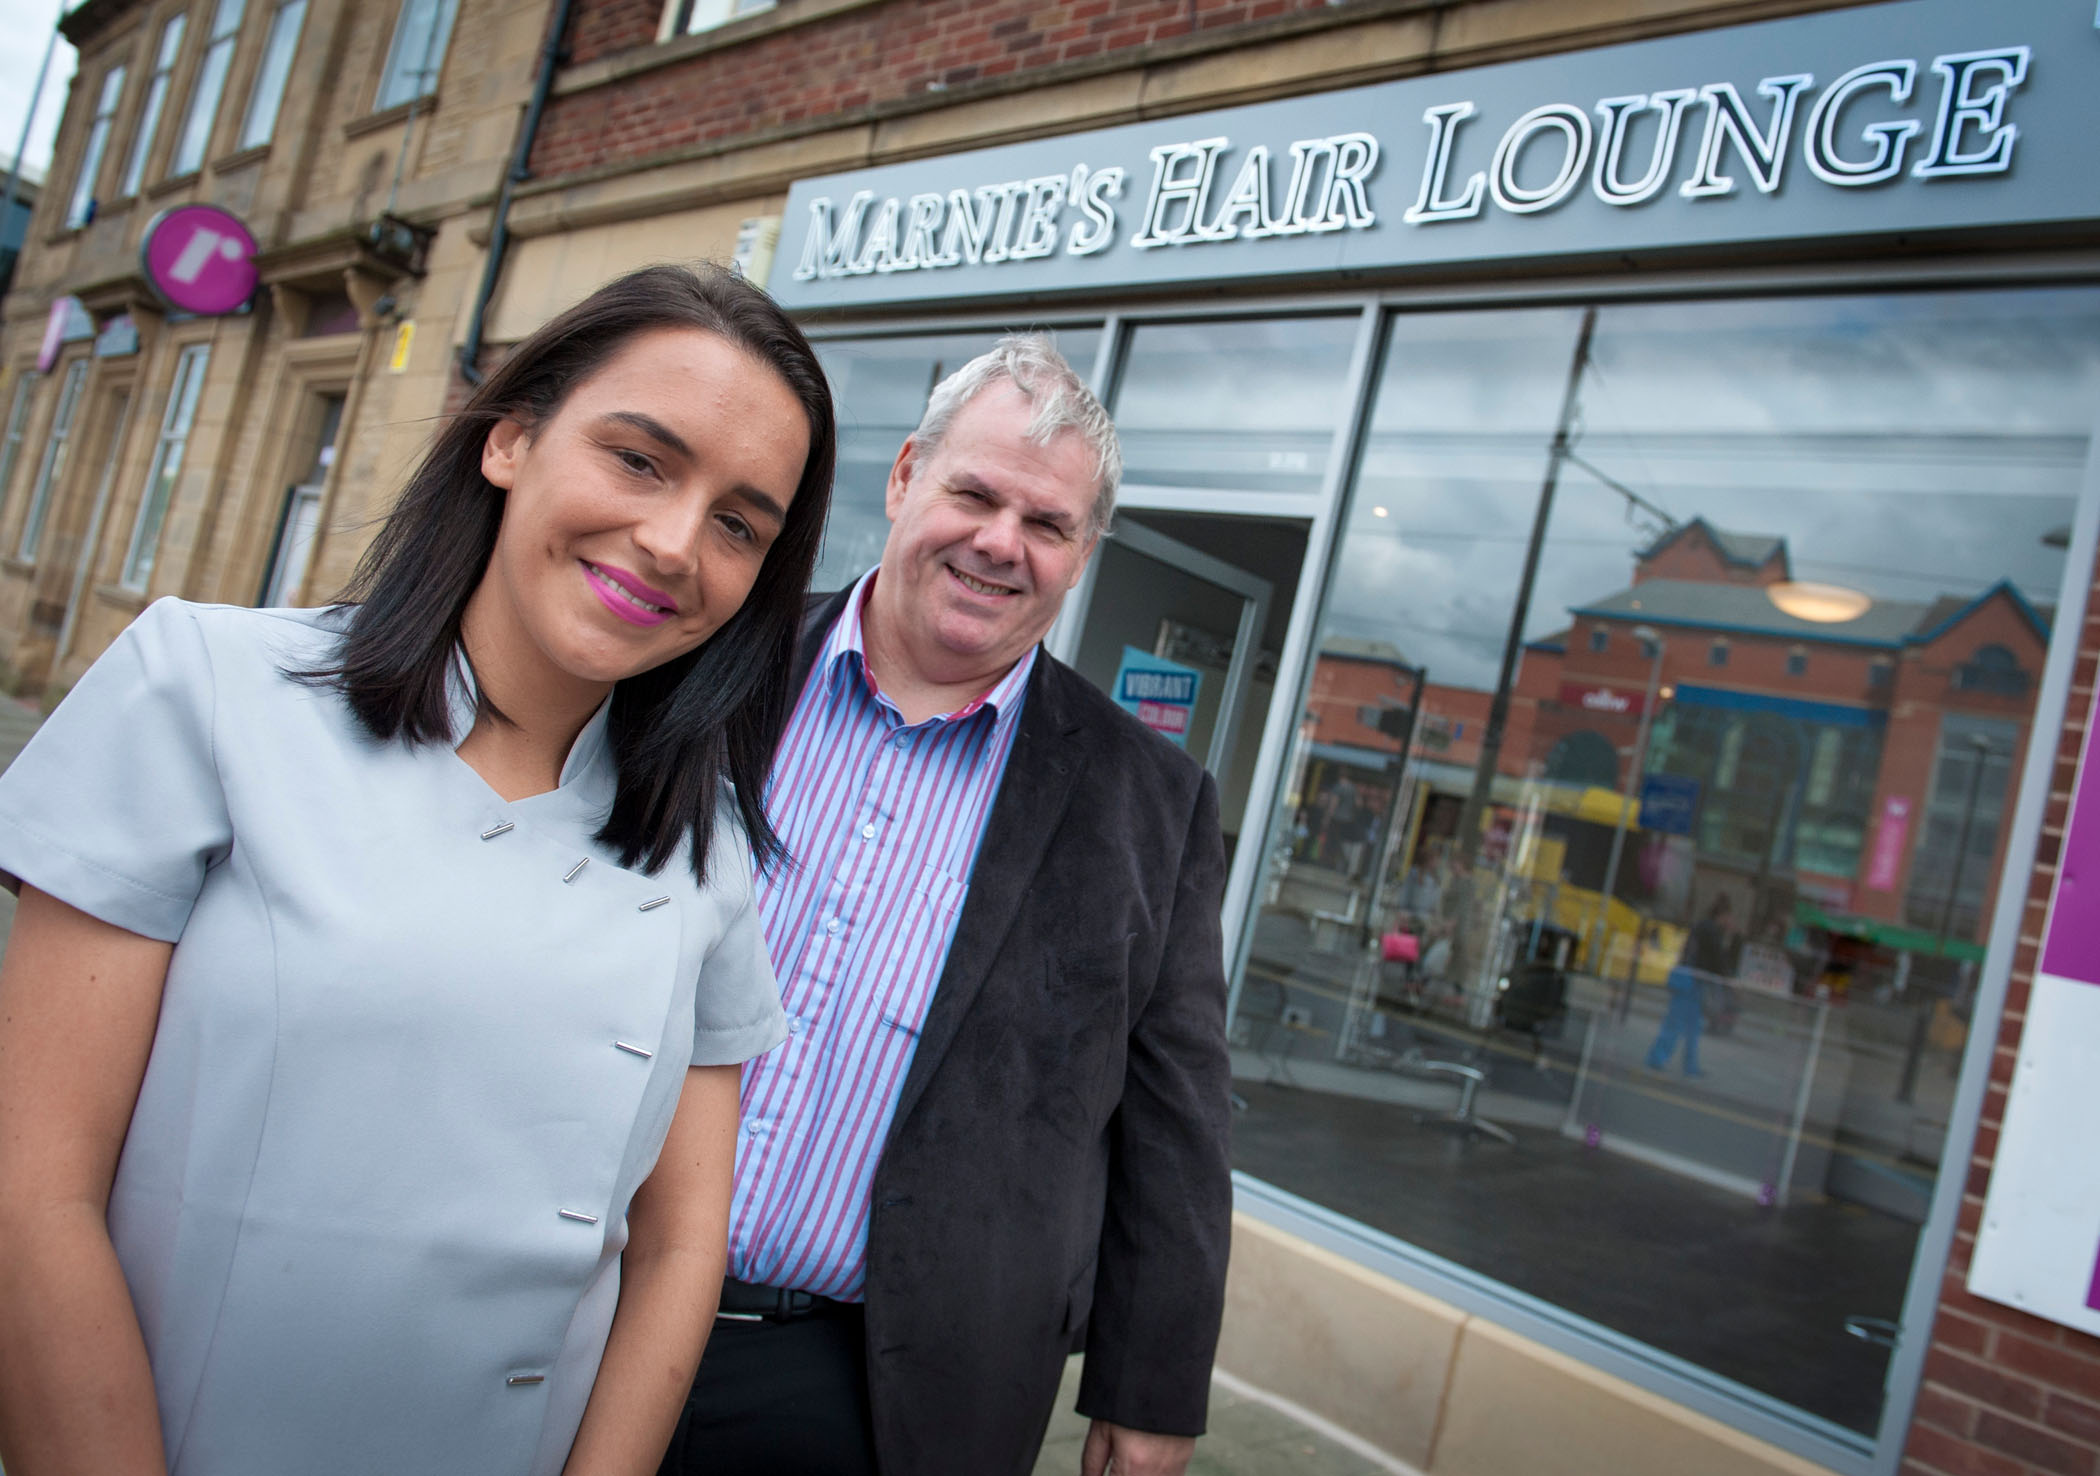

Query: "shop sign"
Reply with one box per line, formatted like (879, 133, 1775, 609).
(773, 0, 2096, 311)
(1113, 646, 1200, 746)
(36, 295, 93, 372)
(1559, 681, 1646, 716)
(1637, 774, 1700, 836)
(141, 204, 258, 316)
(1970, 685, 2100, 1336)
(1864, 795, 1912, 891)
(94, 313, 139, 358)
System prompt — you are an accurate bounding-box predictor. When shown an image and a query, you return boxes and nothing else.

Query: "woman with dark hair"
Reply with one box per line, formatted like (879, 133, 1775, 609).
(0, 264, 834, 1476)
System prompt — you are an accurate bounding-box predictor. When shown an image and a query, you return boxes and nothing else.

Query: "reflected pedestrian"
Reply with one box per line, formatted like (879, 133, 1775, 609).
(1645, 893, 1734, 1077)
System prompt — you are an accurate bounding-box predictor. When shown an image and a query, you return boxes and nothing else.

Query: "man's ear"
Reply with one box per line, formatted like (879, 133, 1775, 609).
(883, 436, 918, 521)
(482, 417, 529, 490)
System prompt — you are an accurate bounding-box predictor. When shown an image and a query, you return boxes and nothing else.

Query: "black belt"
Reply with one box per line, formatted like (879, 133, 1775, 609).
(716, 1276, 841, 1323)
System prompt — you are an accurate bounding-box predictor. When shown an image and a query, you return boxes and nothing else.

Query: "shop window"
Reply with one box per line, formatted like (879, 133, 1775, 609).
(260, 391, 343, 605)
(0, 373, 36, 510)
(171, 0, 243, 177)
(66, 65, 128, 228)
(1955, 643, 2029, 697)
(121, 344, 212, 591)
(811, 326, 1101, 593)
(1111, 316, 1357, 495)
(238, 0, 307, 150)
(1229, 286, 2097, 1442)
(375, 0, 459, 111)
(120, 15, 187, 197)
(671, 0, 774, 35)
(17, 360, 89, 561)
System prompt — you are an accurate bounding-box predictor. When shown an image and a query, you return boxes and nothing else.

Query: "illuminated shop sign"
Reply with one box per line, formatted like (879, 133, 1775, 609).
(771, 0, 2096, 310)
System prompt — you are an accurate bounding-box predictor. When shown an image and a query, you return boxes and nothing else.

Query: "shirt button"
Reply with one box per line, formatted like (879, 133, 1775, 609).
(860, 823, 876, 840)
(787, 1016, 803, 1035)
(825, 918, 842, 935)
(745, 1120, 766, 1138)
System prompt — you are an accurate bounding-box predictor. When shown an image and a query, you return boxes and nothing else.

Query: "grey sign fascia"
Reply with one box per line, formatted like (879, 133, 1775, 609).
(768, 0, 2098, 312)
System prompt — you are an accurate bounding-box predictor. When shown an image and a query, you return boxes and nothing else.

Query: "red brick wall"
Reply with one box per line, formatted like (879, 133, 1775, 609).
(533, 0, 1337, 181)
(1901, 552, 2100, 1475)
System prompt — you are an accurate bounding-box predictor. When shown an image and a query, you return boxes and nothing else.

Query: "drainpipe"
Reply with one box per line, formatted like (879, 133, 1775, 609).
(456, 0, 574, 386)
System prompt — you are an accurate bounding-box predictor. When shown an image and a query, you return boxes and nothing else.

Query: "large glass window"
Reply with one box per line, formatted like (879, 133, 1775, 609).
(811, 327, 1100, 593)
(122, 344, 212, 591)
(121, 15, 187, 196)
(18, 361, 90, 560)
(171, 0, 244, 176)
(1230, 287, 2100, 1440)
(374, 0, 459, 111)
(674, 0, 775, 35)
(66, 65, 128, 228)
(1111, 316, 1358, 494)
(238, 0, 305, 150)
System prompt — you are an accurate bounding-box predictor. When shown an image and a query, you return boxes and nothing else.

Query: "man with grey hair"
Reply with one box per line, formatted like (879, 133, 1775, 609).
(659, 336, 1232, 1476)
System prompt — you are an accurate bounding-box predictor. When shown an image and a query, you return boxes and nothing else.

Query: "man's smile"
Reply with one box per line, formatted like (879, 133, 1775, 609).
(948, 565, 1020, 598)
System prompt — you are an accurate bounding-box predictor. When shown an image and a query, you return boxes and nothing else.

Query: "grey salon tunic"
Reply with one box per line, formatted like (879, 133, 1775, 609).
(0, 599, 787, 1476)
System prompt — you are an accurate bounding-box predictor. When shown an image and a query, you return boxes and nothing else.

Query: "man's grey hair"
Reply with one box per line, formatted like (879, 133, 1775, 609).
(909, 334, 1122, 538)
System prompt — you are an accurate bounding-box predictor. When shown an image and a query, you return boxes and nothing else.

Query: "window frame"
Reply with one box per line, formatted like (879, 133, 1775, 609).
(237, 0, 306, 150)
(667, 0, 776, 38)
(17, 359, 91, 561)
(0, 373, 39, 512)
(373, 0, 460, 112)
(65, 64, 129, 229)
(169, 0, 246, 178)
(120, 343, 213, 592)
(120, 14, 189, 198)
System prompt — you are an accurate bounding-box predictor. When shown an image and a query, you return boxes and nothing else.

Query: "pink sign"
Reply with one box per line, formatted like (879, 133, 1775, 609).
(141, 205, 258, 316)
(36, 296, 88, 373)
(1559, 681, 1646, 716)
(1865, 796, 1912, 892)
(2042, 702, 2100, 988)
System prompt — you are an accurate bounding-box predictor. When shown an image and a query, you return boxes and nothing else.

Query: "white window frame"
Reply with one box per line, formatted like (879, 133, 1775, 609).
(66, 65, 128, 229)
(0, 373, 38, 511)
(170, 0, 246, 177)
(121, 344, 212, 591)
(120, 14, 188, 196)
(18, 360, 90, 561)
(237, 0, 305, 149)
(669, 0, 775, 37)
(373, 0, 459, 111)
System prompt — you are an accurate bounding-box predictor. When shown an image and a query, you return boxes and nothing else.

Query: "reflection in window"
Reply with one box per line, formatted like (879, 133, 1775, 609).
(1230, 288, 2099, 1439)
(1111, 316, 1357, 494)
(812, 327, 1100, 594)
(172, 0, 244, 176)
(66, 65, 127, 228)
(674, 0, 775, 34)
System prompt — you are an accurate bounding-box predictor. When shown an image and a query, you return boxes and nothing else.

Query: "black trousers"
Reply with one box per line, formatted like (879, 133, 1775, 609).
(657, 1301, 880, 1476)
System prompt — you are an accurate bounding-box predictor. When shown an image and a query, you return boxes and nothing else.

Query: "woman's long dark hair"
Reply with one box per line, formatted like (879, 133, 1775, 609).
(305, 263, 834, 883)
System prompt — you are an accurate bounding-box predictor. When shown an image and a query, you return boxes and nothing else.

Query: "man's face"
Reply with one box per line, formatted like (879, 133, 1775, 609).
(878, 381, 1101, 683)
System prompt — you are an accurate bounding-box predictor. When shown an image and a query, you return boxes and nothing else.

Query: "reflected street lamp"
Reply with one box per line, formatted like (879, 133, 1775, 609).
(1585, 625, 1665, 973)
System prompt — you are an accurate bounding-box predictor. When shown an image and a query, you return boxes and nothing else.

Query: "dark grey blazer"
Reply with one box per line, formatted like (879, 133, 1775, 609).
(789, 589, 1234, 1476)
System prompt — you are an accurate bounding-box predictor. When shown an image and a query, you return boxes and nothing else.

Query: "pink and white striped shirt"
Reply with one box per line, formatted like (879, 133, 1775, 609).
(727, 571, 1035, 1300)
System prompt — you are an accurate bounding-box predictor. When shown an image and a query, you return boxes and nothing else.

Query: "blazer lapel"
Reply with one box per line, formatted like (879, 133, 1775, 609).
(885, 655, 1089, 1143)
(791, 587, 852, 695)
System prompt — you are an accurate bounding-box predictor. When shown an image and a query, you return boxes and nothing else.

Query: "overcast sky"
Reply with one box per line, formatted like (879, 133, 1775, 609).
(0, 0, 74, 177)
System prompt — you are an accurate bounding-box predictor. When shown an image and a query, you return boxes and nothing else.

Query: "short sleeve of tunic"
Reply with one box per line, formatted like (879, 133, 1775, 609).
(693, 822, 787, 1067)
(0, 599, 229, 941)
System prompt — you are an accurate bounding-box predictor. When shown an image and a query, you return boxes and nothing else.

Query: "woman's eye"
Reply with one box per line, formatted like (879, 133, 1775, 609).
(720, 514, 755, 544)
(614, 448, 654, 476)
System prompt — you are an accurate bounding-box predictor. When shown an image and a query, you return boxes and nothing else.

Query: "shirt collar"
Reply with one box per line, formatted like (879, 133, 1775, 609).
(446, 647, 613, 788)
(823, 567, 1038, 725)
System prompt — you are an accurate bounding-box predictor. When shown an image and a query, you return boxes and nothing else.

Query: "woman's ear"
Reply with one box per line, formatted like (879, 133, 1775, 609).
(482, 417, 529, 490)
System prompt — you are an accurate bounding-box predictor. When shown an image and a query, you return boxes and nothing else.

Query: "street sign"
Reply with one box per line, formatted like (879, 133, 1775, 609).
(1638, 773, 1701, 835)
(141, 204, 259, 315)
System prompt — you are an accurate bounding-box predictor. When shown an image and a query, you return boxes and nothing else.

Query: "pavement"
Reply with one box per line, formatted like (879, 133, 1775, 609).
(1032, 1358, 1399, 1476)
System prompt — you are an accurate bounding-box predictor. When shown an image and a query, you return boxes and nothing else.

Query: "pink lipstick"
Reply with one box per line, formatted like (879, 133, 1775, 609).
(582, 560, 677, 628)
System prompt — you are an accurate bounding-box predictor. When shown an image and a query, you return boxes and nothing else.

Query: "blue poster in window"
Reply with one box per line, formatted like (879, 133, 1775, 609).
(1639, 774, 1702, 836)
(1113, 646, 1201, 748)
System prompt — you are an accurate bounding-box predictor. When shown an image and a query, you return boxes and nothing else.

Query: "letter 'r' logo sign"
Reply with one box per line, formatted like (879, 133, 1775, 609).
(142, 204, 260, 316)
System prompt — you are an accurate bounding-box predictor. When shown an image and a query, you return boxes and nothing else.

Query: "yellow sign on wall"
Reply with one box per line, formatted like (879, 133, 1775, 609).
(388, 321, 415, 373)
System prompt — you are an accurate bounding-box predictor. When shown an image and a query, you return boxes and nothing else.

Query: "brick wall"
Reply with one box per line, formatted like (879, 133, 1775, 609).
(1902, 551, 2100, 1475)
(532, 0, 1336, 180)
